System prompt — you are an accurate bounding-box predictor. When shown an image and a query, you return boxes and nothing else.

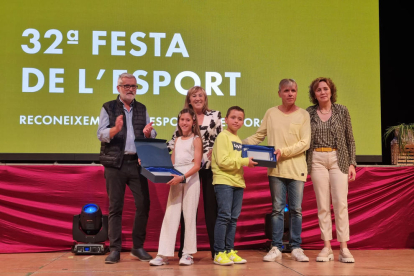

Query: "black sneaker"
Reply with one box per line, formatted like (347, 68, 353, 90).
(105, 251, 120, 264)
(130, 248, 152, 261)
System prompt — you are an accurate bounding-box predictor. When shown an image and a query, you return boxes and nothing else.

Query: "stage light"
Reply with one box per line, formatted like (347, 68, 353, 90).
(80, 203, 102, 235)
(72, 203, 108, 255)
(264, 204, 292, 253)
(281, 204, 291, 252)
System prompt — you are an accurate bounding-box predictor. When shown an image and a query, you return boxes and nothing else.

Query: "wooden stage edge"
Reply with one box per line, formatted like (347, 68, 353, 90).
(1, 249, 413, 276)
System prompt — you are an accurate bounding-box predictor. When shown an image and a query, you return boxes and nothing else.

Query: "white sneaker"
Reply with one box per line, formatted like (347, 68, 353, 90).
(291, 248, 309, 262)
(316, 247, 334, 262)
(149, 255, 169, 266)
(339, 248, 355, 263)
(179, 254, 194, 266)
(263, 246, 282, 262)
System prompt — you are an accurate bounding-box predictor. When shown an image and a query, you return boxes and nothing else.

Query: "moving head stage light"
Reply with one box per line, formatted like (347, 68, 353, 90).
(265, 204, 292, 253)
(72, 203, 108, 255)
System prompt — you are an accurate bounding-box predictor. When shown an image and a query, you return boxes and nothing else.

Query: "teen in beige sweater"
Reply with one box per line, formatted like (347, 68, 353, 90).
(242, 79, 310, 263)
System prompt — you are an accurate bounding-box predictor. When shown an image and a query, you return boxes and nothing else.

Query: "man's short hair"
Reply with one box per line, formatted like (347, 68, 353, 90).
(226, 106, 245, 118)
(278, 79, 297, 91)
(118, 73, 136, 85)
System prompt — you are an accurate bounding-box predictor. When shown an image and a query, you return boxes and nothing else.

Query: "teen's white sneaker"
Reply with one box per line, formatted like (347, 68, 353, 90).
(291, 248, 309, 262)
(179, 254, 194, 266)
(149, 255, 169, 266)
(263, 246, 282, 262)
(339, 248, 355, 263)
(316, 247, 334, 262)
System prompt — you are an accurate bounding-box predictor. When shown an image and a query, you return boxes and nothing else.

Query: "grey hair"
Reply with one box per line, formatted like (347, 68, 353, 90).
(118, 73, 136, 85)
(278, 79, 297, 91)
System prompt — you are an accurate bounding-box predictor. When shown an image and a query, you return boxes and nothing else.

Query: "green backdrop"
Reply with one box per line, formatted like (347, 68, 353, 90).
(0, 0, 380, 156)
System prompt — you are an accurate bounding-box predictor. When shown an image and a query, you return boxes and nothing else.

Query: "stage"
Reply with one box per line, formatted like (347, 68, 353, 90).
(1, 249, 413, 275)
(1, 165, 413, 254)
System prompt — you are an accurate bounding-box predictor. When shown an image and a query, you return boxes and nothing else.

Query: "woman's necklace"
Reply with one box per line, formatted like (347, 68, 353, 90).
(181, 133, 193, 138)
(318, 107, 331, 114)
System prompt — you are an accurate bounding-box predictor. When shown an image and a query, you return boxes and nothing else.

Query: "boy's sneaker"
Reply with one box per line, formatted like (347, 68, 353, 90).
(339, 248, 355, 263)
(227, 250, 247, 264)
(179, 254, 194, 266)
(149, 255, 169, 266)
(263, 246, 282, 262)
(291, 248, 309, 262)
(214, 252, 234, 266)
(316, 247, 334, 262)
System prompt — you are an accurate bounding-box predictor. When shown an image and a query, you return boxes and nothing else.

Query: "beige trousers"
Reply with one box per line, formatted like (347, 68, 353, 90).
(157, 164, 200, 257)
(311, 151, 350, 242)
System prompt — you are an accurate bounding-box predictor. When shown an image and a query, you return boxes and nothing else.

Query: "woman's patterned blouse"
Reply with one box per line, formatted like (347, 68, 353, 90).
(306, 103, 356, 174)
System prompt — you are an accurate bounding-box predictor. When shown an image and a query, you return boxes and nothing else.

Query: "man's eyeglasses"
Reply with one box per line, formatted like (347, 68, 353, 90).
(118, 84, 138, 90)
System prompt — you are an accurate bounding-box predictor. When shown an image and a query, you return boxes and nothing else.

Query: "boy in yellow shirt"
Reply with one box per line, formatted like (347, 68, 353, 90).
(211, 106, 257, 265)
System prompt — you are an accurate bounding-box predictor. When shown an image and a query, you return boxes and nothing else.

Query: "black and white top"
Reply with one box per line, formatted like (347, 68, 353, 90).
(167, 110, 222, 170)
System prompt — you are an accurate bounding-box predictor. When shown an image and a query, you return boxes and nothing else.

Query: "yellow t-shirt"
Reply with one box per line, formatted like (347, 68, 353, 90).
(242, 106, 310, 182)
(212, 130, 250, 188)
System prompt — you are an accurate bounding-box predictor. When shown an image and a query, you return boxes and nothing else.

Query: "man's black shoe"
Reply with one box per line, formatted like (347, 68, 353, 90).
(130, 248, 152, 261)
(105, 251, 120, 264)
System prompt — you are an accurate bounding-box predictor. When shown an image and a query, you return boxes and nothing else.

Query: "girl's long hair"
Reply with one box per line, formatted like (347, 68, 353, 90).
(176, 108, 203, 157)
(177, 108, 202, 139)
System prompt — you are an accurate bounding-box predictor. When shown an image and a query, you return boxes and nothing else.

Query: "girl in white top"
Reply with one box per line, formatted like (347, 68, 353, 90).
(150, 108, 203, 266)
